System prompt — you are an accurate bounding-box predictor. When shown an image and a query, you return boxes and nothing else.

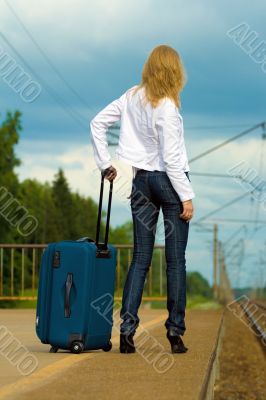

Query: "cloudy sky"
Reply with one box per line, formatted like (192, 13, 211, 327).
(1, 0, 266, 287)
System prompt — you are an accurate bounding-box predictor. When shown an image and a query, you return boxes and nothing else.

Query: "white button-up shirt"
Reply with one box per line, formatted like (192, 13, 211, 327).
(90, 85, 195, 202)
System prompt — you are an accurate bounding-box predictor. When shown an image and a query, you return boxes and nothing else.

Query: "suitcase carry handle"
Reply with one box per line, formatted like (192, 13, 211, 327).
(95, 171, 113, 258)
(64, 273, 73, 318)
(76, 237, 94, 243)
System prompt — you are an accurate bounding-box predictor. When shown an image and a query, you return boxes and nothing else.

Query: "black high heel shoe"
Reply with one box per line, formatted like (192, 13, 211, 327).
(166, 330, 188, 354)
(120, 333, 136, 353)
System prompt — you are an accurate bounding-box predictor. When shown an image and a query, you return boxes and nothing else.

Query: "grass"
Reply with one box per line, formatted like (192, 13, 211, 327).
(149, 295, 221, 310)
(0, 293, 221, 310)
(186, 295, 222, 310)
(0, 288, 37, 309)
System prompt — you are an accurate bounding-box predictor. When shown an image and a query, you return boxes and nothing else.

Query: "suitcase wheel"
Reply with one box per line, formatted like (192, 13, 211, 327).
(49, 346, 59, 353)
(70, 341, 84, 354)
(102, 340, 112, 352)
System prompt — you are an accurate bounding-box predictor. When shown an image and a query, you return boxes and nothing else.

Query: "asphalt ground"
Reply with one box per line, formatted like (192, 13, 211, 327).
(0, 309, 223, 400)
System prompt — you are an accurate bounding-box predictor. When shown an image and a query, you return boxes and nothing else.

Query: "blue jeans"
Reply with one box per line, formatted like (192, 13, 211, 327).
(120, 169, 190, 336)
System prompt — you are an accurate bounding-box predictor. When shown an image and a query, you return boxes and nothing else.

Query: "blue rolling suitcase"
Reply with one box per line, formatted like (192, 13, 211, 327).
(36, 173, 117, 353)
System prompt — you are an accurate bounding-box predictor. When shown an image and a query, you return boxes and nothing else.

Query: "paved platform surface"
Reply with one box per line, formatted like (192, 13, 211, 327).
(0, 308, 223, 400)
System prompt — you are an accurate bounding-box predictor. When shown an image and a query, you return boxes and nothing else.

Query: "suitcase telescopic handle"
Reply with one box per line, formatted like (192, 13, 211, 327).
(95, 171, 113, 258)
(64, 273, 73, 318)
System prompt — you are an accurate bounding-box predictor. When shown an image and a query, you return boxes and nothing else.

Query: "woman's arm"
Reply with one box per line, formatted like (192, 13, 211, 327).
(156, 100, 195, 203)
(90, 92, 126, 171)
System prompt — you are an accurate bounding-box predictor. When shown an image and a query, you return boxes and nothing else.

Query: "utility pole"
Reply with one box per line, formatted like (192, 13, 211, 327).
(213, 224, 218, 299)
(220, 251, 226, 304)
(217, 240, 223, 302)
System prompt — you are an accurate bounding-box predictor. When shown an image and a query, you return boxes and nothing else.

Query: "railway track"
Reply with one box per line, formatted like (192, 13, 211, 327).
(214, 301, 266, 399)
(240, 300, 266, 350)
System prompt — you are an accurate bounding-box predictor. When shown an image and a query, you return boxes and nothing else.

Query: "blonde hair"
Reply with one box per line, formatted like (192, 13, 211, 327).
(134, 45, 186, 109)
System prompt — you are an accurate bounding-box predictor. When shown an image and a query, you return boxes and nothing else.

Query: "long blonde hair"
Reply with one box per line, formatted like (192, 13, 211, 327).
(134, 45, 186, 109)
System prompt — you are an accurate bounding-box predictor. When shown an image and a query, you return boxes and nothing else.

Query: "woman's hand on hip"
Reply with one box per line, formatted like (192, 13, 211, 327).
(103, 166, 117, 182)
(180, 200, 194, 222)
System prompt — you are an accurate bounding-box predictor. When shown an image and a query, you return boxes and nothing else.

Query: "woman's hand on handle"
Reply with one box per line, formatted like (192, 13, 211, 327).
(180, 199, 194, 222)
(103, 166, 117, 182)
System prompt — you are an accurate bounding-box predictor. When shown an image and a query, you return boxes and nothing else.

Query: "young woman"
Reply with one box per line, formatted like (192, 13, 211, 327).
(90, 44, 195, 354)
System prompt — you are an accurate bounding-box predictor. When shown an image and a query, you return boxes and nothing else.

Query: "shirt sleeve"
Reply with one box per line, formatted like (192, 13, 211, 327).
(155, 101, 195, 202)
(90, 92, 126, 171)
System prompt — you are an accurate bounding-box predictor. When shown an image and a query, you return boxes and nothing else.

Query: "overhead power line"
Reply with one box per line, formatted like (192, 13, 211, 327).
(184, 123, 257, 131)
(193, 192, 250, 224)
(109, 123, 266, 161)
(4, 0, 89, 109)
(190, 172, 266, 194)
(190, 172, 238, 178)
(108, 123, 255, 131)
(223, 225, 247, 246)
(189, 122, 265, 163)
(0, 31, 87, 131)
(195, 218, 266, 224)
(253, 133, 266, 230)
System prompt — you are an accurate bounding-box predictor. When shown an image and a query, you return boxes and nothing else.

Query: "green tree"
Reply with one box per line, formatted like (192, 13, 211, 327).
(17, 179, 59, 243)
(109, 221, 133, 244)
(71, 192, 102, 241)
(187, 271, 212, 298)
(52, 169, 77, 240)
(0, 111, 21, 242)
